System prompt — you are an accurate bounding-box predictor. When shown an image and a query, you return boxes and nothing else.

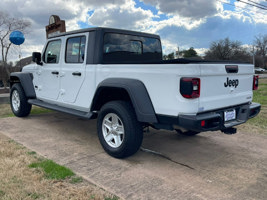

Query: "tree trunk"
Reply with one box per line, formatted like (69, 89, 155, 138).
(1, 40, 12, 88)
(2, 62, 10, 88)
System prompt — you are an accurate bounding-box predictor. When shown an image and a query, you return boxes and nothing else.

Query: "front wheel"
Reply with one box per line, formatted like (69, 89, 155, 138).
(10, 83, 32, 117)
(97, 101, 143, 158)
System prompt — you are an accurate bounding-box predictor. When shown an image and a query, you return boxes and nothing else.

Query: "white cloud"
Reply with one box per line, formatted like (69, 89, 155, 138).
(216, 10, 253, 23)
(217, 0, 267, 24)
(161, 39, 178, 55)
(146, 16, 206, 34)
(88, 0, 155, 30)
(161, 40, 208, 57)
(195, 48, 208, 56)
(141, 0, 218, 19)
(88, 0, 206, 34)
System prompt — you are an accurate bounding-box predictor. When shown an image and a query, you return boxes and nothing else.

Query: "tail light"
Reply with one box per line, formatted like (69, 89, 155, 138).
(253, 75, 259, 90)
(180, 78, 201, 99)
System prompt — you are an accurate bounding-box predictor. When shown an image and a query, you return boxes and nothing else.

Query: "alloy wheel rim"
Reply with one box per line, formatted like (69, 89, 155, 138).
(12, 90, 20, 112)
(102, 113, 125, 148)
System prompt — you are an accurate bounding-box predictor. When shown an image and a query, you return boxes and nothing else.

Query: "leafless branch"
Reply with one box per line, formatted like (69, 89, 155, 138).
(0, 11, 31, 87)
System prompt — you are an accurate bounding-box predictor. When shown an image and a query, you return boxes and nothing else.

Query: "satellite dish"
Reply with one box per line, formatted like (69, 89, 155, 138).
(9, 31, 25, 45)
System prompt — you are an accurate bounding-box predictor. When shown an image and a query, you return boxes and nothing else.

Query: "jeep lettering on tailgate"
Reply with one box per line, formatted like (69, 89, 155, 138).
(224, 77, 239, 88)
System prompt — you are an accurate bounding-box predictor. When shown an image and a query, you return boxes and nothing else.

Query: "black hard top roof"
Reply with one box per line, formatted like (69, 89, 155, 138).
(48, 27, 160, 39)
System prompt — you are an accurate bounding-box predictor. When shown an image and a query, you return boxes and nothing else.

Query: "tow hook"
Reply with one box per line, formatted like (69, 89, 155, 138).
(221, 127, 237, 135)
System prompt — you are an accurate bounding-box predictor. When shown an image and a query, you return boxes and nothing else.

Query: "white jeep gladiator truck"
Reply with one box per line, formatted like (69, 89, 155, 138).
(10, 27, 261, 158)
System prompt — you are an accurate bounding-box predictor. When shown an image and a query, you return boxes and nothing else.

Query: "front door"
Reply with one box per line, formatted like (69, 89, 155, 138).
(36, 39, 62, 101)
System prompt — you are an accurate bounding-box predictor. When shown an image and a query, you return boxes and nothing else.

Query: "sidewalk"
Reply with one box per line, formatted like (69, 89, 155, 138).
(259, 74, 267, 79)
(0, 93, 9, 104)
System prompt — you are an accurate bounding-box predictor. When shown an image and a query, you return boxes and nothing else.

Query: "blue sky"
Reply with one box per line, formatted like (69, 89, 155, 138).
(0, 0, 266, 59)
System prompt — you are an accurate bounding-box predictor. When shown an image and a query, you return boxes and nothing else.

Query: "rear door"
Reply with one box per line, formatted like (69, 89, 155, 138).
(199, 64, 254, 112)
(59, 33, 88, 103)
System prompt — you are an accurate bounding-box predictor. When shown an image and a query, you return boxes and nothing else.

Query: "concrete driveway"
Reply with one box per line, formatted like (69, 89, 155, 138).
(0, 113, 266, 200)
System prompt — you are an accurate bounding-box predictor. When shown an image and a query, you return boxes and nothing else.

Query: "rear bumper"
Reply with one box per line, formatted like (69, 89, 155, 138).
(156, 102, 261, 132)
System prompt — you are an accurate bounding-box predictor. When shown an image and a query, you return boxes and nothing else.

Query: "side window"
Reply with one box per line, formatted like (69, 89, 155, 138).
(44, 40, 61, 64)
(66, 36, 86, 63)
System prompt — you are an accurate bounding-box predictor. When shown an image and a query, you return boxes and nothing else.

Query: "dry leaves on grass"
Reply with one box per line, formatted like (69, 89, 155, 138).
(0, 133, 117, 200)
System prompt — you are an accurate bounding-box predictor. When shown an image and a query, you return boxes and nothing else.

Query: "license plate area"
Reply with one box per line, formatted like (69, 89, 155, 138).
(224, 109, 236, 122)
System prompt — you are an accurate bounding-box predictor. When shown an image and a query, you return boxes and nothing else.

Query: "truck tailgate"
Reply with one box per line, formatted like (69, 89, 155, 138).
(199, 64, 254, 112)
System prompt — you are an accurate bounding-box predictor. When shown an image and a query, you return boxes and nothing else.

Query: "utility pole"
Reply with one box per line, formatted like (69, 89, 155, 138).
(176, 46, 179, 59)
(253, 45, 255, 67)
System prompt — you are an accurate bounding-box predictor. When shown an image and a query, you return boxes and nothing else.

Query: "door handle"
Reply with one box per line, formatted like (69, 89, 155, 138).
(51, 71, 59, 75)
(72, 72, 81, 76)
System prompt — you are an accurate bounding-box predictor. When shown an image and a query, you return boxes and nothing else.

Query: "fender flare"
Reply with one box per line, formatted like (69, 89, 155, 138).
(10, 72, 36, 99)
(92, 78, 158, 123)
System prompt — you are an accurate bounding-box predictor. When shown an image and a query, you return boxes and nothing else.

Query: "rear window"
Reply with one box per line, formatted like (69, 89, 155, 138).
(103, 33, 162, 63)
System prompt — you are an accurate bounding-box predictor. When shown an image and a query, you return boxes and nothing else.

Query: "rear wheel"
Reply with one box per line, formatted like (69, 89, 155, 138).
(97, 101, 143, 158)
(10, 83, 32, 117)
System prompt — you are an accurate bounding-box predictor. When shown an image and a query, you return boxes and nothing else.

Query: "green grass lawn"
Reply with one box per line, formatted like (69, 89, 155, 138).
(0, 104, 53, 118)
(245, 78, 267, 134)
(29, 159, 75, 180)
(253, 78, 267, 105)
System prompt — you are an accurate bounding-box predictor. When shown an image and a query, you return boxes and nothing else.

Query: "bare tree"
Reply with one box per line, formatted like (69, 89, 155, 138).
(0, 11, 31, 87)
(204, 37, 251, 62)
(254, 34, 267, 68)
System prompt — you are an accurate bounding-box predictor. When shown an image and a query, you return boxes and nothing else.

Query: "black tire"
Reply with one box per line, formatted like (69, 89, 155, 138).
(10, 83, 32, 117)
(97, 101, 143, 158)
(175, 129, 200, 136)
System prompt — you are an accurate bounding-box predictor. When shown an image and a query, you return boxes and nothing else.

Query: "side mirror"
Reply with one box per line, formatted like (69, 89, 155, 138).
(32, 52, 43, 65)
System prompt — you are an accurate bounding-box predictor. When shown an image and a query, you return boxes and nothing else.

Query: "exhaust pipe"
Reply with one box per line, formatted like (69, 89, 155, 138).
(221, 127, 237, 135)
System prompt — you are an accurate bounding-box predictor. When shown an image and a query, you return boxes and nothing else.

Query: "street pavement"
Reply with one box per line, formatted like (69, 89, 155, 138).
(0, 113, 266, 200)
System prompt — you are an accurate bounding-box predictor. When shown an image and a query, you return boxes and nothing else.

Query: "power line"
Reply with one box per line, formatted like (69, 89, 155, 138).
(247, 0, 267, 8)
(217, 0, 266, 14)
(237, 0, 267, 10)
